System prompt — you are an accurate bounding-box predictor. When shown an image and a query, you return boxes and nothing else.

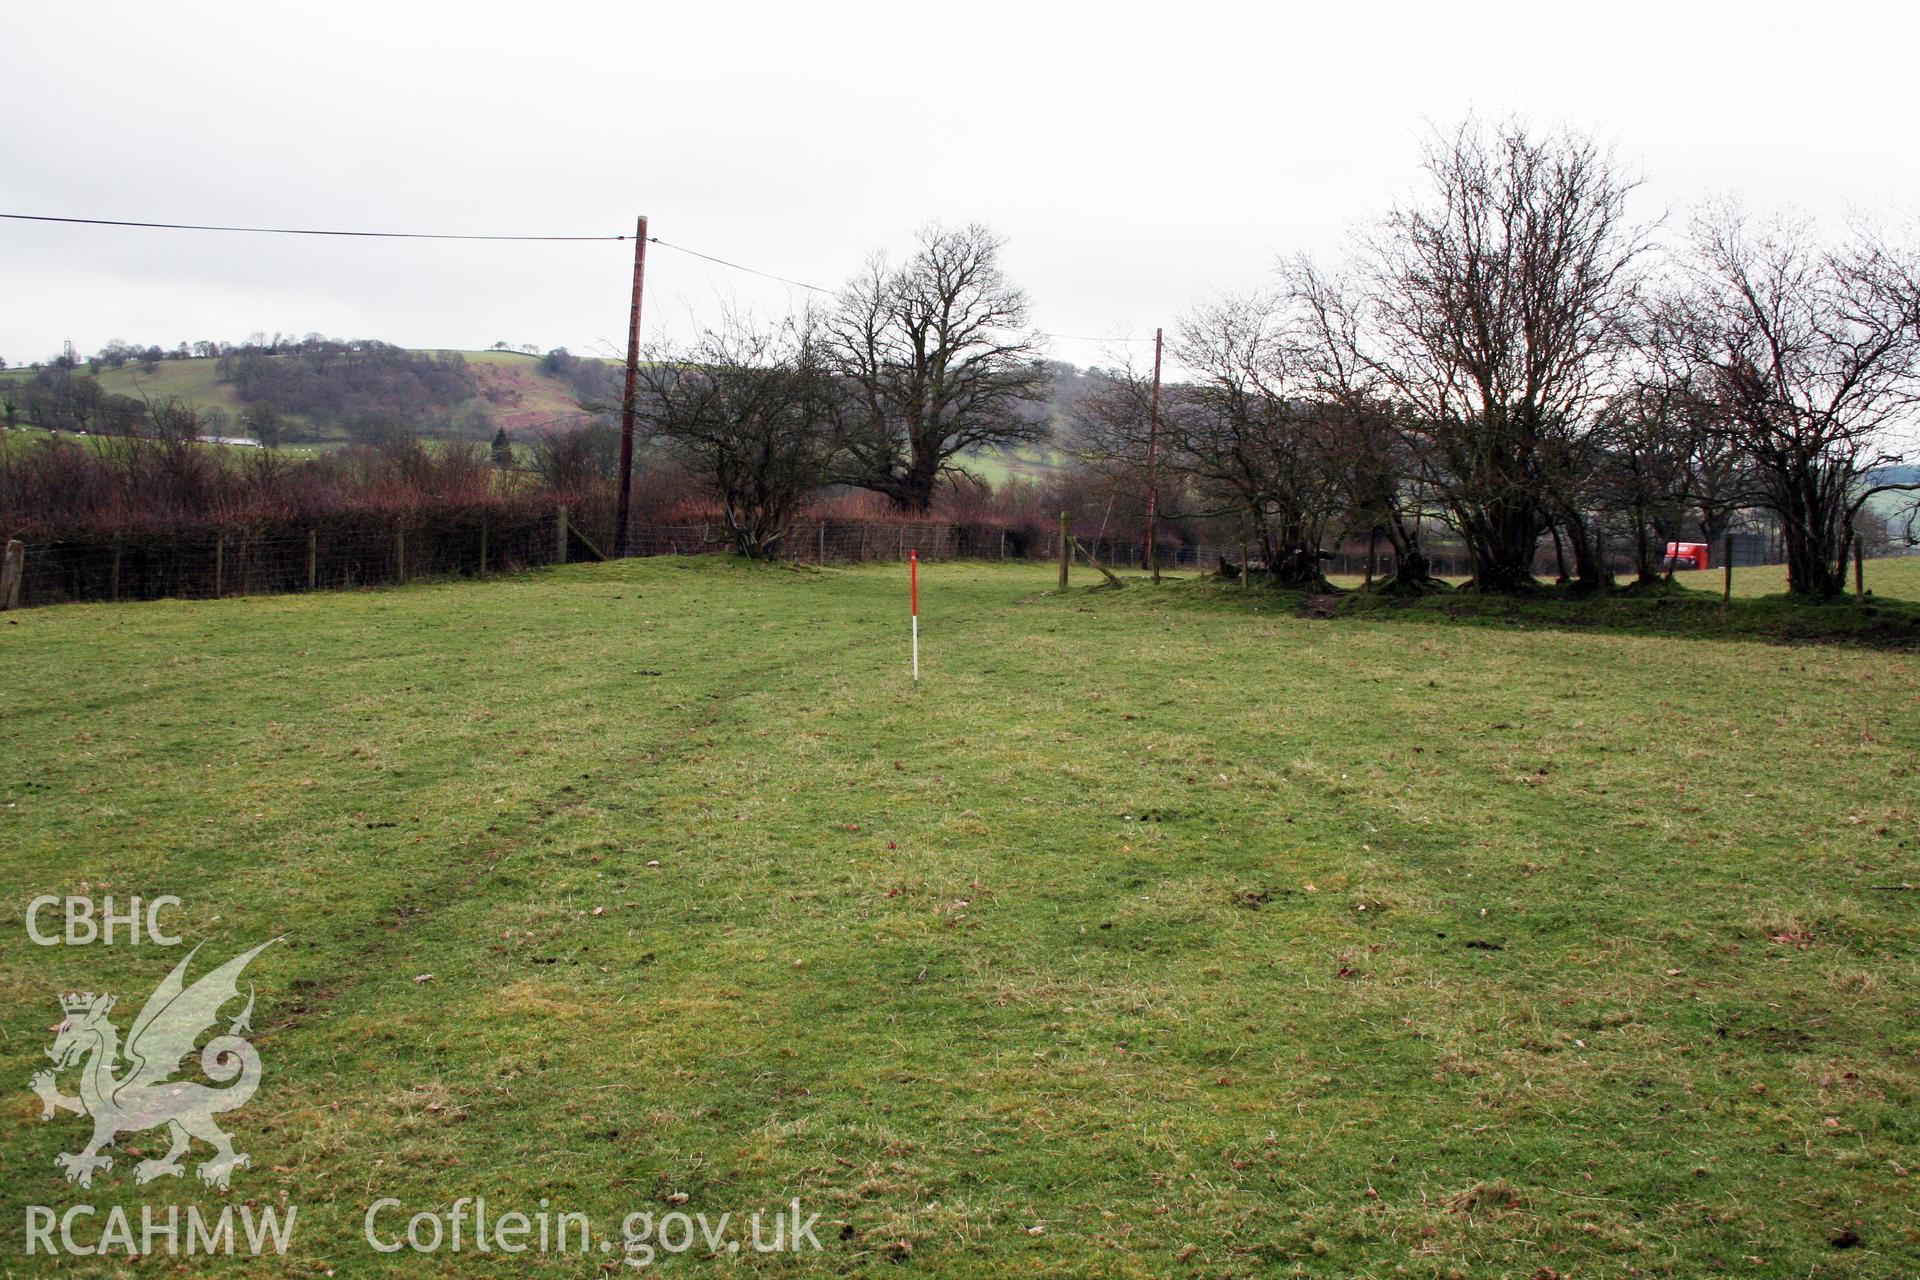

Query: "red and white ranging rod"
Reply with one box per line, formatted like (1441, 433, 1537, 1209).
(909, 550, 920, 685)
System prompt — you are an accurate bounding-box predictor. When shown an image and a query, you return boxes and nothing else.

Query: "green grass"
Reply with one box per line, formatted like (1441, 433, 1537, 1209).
(3, 560, 1917, 1276)
(1319, 559, 1920, 649)
(89, 360, 250, 414)
(1720, 556, 1920, 600)
(956, 443, 1068, 488)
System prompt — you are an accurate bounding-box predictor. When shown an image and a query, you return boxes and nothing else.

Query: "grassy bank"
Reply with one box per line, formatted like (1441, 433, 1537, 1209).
(1311, 557, 1920, 649)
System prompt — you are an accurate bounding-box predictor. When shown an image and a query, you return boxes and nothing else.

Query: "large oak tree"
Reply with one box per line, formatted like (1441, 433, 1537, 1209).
(826, 223, 1047, 512)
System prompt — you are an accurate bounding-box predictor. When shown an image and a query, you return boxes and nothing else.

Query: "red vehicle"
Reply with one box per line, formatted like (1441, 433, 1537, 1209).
(1663, 541, 1710, 571)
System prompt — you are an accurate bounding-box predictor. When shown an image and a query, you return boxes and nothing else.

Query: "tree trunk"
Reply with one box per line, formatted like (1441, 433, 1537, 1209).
(1371, 516, 1440, 594)
(1462, 504, 1544, 593)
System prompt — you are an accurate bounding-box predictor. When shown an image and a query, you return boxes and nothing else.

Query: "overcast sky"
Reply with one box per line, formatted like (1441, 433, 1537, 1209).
(3, 0, 1916, 370)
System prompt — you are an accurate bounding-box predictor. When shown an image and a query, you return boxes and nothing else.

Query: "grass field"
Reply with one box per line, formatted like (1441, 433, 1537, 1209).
(3, 560, 1918, 1276)
(955, 444, 1068, 489)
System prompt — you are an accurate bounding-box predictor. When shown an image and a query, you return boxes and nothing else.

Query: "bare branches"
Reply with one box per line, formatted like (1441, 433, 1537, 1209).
(1297, 119, 1649, 591)
(1651, 207, 1920, 595)
(824, 223, 1047, 511)
(633, 309, 839, 559)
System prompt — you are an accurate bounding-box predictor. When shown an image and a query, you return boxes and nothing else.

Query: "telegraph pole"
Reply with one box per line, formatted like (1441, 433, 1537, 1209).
(1144, 326, 1164, 584)
(612, 215, 649, 558)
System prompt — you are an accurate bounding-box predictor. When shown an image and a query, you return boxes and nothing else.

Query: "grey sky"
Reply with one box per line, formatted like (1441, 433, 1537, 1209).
(3, 0, 1915, 370)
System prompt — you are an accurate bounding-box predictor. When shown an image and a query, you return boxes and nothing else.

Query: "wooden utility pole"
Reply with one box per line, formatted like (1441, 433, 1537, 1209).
(0, 539, 23, 610)
(612, 214, 649, 559)
(1057, 510, 1070, 593)
(1144, 327, 1164, 584)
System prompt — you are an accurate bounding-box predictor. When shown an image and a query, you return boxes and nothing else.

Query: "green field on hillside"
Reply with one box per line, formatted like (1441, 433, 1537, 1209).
(90, 360, 248, 414)
(957, 443, 1067, 488)
(3, 560, 1917, 1276)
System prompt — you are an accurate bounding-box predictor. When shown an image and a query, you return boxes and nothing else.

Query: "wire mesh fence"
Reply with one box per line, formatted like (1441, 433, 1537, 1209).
(14, 511, 570, 607)
(8, 508, 1720, 610)
(10, 510, 1175, 608)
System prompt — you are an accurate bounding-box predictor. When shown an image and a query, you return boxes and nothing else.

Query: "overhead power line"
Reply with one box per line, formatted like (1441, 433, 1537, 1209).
(2, 209, 1157, 354)
(645, 236, 832, 294)
(0, 212, 624, 242)
(0, 209, 833, 288)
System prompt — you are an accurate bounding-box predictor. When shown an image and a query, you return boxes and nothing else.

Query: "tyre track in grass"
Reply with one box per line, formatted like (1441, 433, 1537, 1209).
(257, 566, 917, 1038)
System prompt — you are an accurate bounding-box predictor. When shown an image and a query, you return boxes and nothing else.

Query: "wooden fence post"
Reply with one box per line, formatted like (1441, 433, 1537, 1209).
(1855, 535, 1866, 598)
(306, 528, 318, 591)
(1722, 532, 1734, 605)
(478, 518, 488, 577)
(819, 522, 827, 563)
(0, 539, 23, 610)
(110, 537, 123, 602)
(395, 524, 407, 584)
(213, 533, 225, 599)
(555, 504, 568, 564)
(1057, 510, 1070, 593)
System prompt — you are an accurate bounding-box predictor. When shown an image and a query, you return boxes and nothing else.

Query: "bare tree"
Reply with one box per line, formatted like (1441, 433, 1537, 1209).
(634, 312, 839, 559)
(528, 422, 620, 495)
(1286, 259, 1442, 590)
(1334, 120, 1646, 591)
(826, 223, 1047, 511)
(1158, 293, 1341, 586)
(1068, 358, 1176, 547)
(1652, 207, 1920, 596)
(1592, 377, 1697, 582)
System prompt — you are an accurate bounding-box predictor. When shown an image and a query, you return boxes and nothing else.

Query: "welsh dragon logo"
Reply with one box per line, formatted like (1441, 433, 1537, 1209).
(31, 939, 278, 1190)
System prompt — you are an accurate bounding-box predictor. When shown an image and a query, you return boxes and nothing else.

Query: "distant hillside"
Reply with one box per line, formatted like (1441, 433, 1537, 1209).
(0, 342, 1069, 484)
(0, 345, 616, 445)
